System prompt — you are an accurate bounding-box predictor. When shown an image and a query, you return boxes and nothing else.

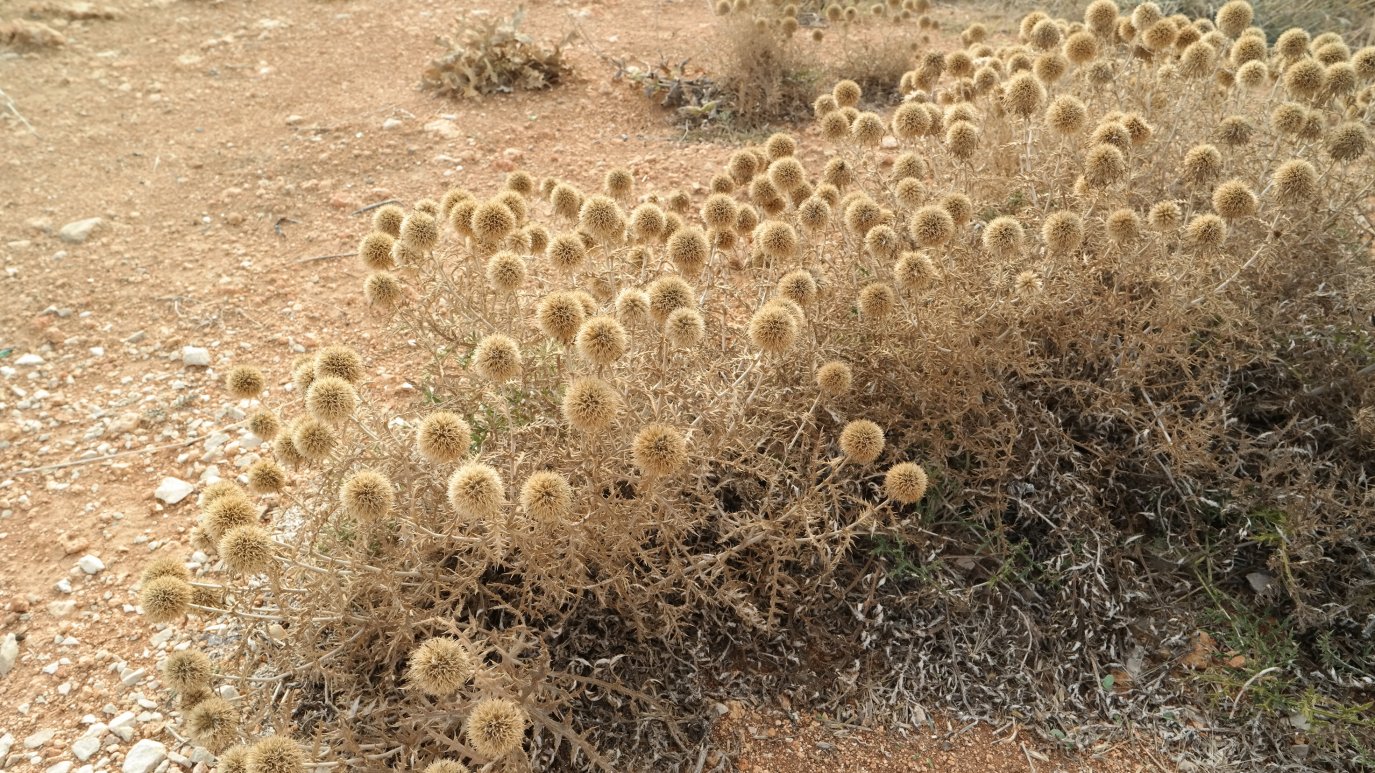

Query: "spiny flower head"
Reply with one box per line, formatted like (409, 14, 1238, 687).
(203, 494, 257, 540)
(630, 203, 667, 242)
(472, 200, 517, 243)
(537, 292, 587, 345)
(186, 697, 239, 754)
(839, 419, 885, 464)
(885, 462, 930, 504)
(1106, 209, 1141, 243)
(1041, 211, 1084, 255)
(447, 463, 505, 520)
(632, 424, 689, 477)
(665, 307, 706, 348)
(576, 316, 628, 366)
(562, 376, 620, 432)
(520, 471, 572, 522)
(778, 270, 818, 306)
(406, 637, 476, 696)
(1187, 213, 1228, 249)
(373, 204, 404, 236)
(816, 361, 853, 395)
(983, 216, 1025, 256)
(472, 334, 522, 382)
(141, 557, 190, 585)
(247, 410, 281, 442)
(315, 346, 364, 384)
(245, 736, 305, 773)
(306, 376, 358, 424)
(909, 205, 955, 247)
(340, 470, 394, 522)
(547, 233, 587, 273)
(1327, 122, 1369, 162)
(465, 698, 529, 761)
(226, 366, 266, 399)
(359, 231, 395, 270)
(162, 649, 213, 692)
(1003, 72, 1045, 117)
(1212, 179, 1258, 219)
(579, 195, 626, 241)
(485, 252, 527, 293)
(418, 412, 471, 464)
(1272, 158, 1318, 204)
(1148, 200, 1182, 230)
(667, 227, 710, 276)
(616, 288, 651, 325)
(858, 283, 897, 319)
(400, 211, 439, 252)
(748, 304, 798, 353)
(219, 525, 274, 575)
(140, 576, 192, 623)
(647, 276, 694, 325)
(364, 272, 403, 309)
(247, 459, 287, 494)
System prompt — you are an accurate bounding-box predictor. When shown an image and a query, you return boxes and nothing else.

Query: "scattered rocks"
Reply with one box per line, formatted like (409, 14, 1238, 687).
(181, 346, 211, 367)
(122, 739, 167, 773)
(0, 633, 18, 676)
(48, 600, 76, 617)
(424, 118, 462, 140)
(57, 217, 103, 244)
(76, 555, 105, 575)
(24, 727, 56, 749)
(154, 477, 194, 505)
(71, 735, 100, 761)
(15, 353, 44, 366)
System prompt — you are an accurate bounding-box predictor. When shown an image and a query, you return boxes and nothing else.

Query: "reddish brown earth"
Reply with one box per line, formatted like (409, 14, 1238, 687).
(0, 0, 1169, 770)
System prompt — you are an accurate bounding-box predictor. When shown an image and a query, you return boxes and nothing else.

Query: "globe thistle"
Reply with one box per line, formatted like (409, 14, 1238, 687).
(1042, 211, 1084, 255)
(201, 480, 245, 508)
(833, 79, 862, 107)
(1230, 34, 1266, 66)
(520, 471, 572, 523)
(756, 220, 799, 262)
(471, 334, 522, 382)
(550, 183, 583, 221)
(315, 346, 364, 384)
(851, 112, 887, 146)
(447, 463, 505, 521)
(1148, 200, 1183, 231)
(1131, 1, 1163, 31)
(1180, 41, 1217, 78)
(1084, 0, 1118, 36)
(892, 102, 930, 140)
(748, 304, 798, 353)
(1019, 10, 1050, 41)
(1272, 159, 1318, 204)
(450, 199, 477, 237)
(839, 420, 885, 464)
(418, 412, 471, 464)
(941, 193, 973, 228)
(1004, 72, 1045, 117)
(471, 200, 517, 244)
(1354, 46, 1375, 79)
(1064, 30, 1098, 64)
(628, 203, 666, 243)
(400, 211, 439, 253)
(547, 233, 588, 274)
(1034, 52, 1069, 83)
(186, 697, 239, 754)
(1083, 143, 1127, 188)
(414, 198, 441, 218)
(603, 168, 633, 200)
(1045, 95, 1087, 135)
(340, 470, 394, 522)
(632, 424, 688, 477)
(1141, 20, 1178, 51)
(576, 316, 628, 366)
(522, 224, 549, 255)
(502, 171, 534, 197)
(1326, 62, 1358, 96)
(423, 762, 471, 773)
(1216, 115, 1254, 147)
(226, 366, 265, 399)
(1316, 41, 1350, 65)
(858, 282, 897, 319)
(844, 197, 882, 235)
(1284, 58, 1326, 99)
(667, 227, 710, 276)
(535, 293, 585, 345)
(910, 205, 955, 247)
(203, 495, 257, 540)
(767, 157, 807, 193)
(373, 204, 404, 236)
(245, 736, 305, 773)
(485, 252, 527, 293)
(1327, 123, 1369, 162)
(217, 746, 250, 773)
(358, 232, 395, 271)
(1275, 28, 1310, 61)
(561, 376, 620, 432)
(578, 195, 626, 242)
(1186, 213, 1227, 249)
(1106, 208, 1142, 243)
(983, 216, 1025, 256)
(891, 178, 921, 210)
(777, 270, 818, 306)
(1091, 121, 1131, 150)
(219, 525, 274, 575)
(247, 459, 286, 494)
(657, 308, 702, 349)
(647, 276, 693, 324)
(765, 131, 798, 159)
(364, 271, 404, 310)
(1271, 102, 1306, 135)
(884, 462, 929, 504)
(306, 376, 357, 424)
(406, 637, 476, 696)
(1212, 179, 1258, 220)
(141, 557, 190, 585)
(163, 649, 213, 692)
(820, 110, 851, 141)
(465, 698, 528, 761)
(814, 361, 853, 396)
(615, 288, 651, 325)
(1212, 0, 1252, 38)
(140, 576, 191, 623)
(246, 410, 281, 442)
(944, 120, 979, 161)
(1182, 144, 1223, 186)
(272, 432, 306, 470)
(1235, 59, 1268, 89)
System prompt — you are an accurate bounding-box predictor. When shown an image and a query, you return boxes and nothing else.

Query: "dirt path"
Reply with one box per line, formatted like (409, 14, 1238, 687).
(0, 1, 1163, 770)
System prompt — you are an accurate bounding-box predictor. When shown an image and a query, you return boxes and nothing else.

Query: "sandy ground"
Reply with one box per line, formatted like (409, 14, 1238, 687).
(0, 0, 1166, 770)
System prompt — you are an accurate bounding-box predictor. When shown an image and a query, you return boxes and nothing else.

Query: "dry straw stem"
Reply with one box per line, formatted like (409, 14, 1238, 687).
(151, 2, 1375, 769)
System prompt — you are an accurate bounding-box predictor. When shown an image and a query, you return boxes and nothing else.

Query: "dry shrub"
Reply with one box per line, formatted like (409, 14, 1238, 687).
(421, 7, 572, 99)
(153, 2, 1375, 769)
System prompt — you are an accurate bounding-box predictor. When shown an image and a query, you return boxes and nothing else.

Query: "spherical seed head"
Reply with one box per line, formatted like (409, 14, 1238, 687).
(1019, 10, 1048, 40)
(1315, 41, 1350, 66)
(1044, 95, 1087, 135)
(447, 463, 505, 519)
(186, 697, 239, 754)
(1141, 19, 1177, 51)
(1284, 58, 1326, 99)
(748, 304, 798, 353)
(340, 470, 393, 523)
(1327, 122, 1369, 162)
(245, 736, 305, 773)
(891, 102, 930, 140)
(358, 231, 395, 271)
(536, 293, 586, 345)
(247, 459, 287, 494)
(225, 366, 265, 400)
(290, 417, 336, 462)
(858, 282, 897, 319)
(667, 227, 710, 276)
(576, 316, 628, 366)
(1354, 47, 1375, 79)
(272, 432, 306, 470)
(701, 194, 738, 231)
(1148, 200, 1182, 230)
(203, 495, 257, 540)
(306, 376, 357, 424)
(632, 424, 688, 477)
(1275, 28, 1310, 60)
(545, 234, 587, 275)
(579, 195, 626, 241)
(450, 199, 477, 237)
(1178, 41, 1217, 78)
(983, 216, 1025, 256)
(466, 698, 528, 761)
(765, 132, 797, 159)
(664, 307, 706, 348)
(400, 211, 439, 253)
(364, 271, 404, 310)
(832, 79, 862, 107)
(1034, 51, 1068, 84)
(1325, 61, 1357, 95)
(142, 557, 190, 585)
(1230, 35, 1266, 66)
(1106, 208, 1141, 243)
(627, 204, 666, 243)
(839, 419, 885, 464)
(1041, 211, 1084, 255)
(798, 196, 831, 233)
(140, 576, 191, 623)
(484, 252, 527, 294)
(423, 762, 472, 773)
(550, 183, 583, 220)
(472, 200, 517, 244)
(604, 168, 633, 199)
(406, 637, 476, 696)
(218, 746, 250, 773)
(219, 525, 274, 574)
(941, 193, 973, 228)
(756, 220, 799, 261)
(1084, 0, 1117, 35)
(946, 50, 975, 78)
(1091, 121, 1131, 150)
(372, 204, 404, 237)
(1083, 143, 1127, 188)
(816, 361, 853, 395)
(779, 270, 818, 306)
(615, 288, 651, 325)
(315, 346, 364, 384)
(820, 110, 851, 141)
(1273, 158, 1318, 204)
(885, 462, 929, 503)
(767, 157, 806, 194)
(851, 112, 886, 146)
(163, 649, 213, 692)
(909, 205, 955, 247)
(471, 334, 522, 382)
(1064, 31, 1098, 64)
(1186, 213, 1228, 249)
(520, 471, 572, 523)
(1217, 115, 1254, 147)
(1214, 0, 1252, 37)
(1004, 72, 1045, 117)
(943, 120, 978, 160)
(728, 150, 761, 184)
(561, 376, 620, 432)
(1236, 59, 1268, 89)
(1131, 2, 1163, 31)
(245, 410, 281, 443)
(894, 250, 939, 292)
(417, 412, 471, 464)
(414, 198, 441, 218)
(201, 480, 245, 508)
(1182, 143, 1223, 187)
(647, 276, 693, 324)
(1211, 179, 1258, 220)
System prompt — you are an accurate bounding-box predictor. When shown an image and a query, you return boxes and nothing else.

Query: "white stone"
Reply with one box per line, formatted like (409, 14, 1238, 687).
(24, 728, 56, 749)
(122, 739, 167, 773)
(55, 577, 72, 593)
(111, 725, 134, 742)
(120, 668, 146, 686)
(0, 632, 17, 676)
(381, 117, 403, 130)
(58, 217, 102, 244)
(15, 353, 44, 366)
(181, 346, 211, 367)
(0, 733, 11, 759)
(77, 555, 105, 575)
(153, 478, 194, 504)
(48, 600, 76, 617)
(423, 118, 461, 140)
(108, 711, 136, 729)
(72, 735, 101, 761)
(45, 762, 73, 773)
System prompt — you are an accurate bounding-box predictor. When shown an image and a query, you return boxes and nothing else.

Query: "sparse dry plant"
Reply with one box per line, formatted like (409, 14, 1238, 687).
(422, 7, 573, 99)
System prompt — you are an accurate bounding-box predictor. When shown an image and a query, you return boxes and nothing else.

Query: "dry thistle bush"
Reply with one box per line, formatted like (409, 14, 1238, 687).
(149, 2, 1375, 768)
(421, 7, 572, 99)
